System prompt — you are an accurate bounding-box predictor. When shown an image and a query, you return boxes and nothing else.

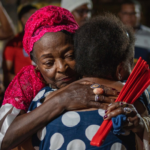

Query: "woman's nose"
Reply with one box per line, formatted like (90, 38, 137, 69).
(57, 59, 68, 73)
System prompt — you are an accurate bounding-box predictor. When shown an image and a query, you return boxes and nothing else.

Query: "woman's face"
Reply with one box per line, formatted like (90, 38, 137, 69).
(33, 32, 78, 89)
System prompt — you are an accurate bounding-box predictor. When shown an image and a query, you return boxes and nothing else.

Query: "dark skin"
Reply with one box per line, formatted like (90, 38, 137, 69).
(1, 32, 118, 150)
(33, 31, 144, 142)
(85, 50, 145, 139)
(72, 4, 91, 26)
(34, 32, 78, 89)
(2, 32, 146, 149)
(75, 78, 145, 140)
(104, 102, 144, 140)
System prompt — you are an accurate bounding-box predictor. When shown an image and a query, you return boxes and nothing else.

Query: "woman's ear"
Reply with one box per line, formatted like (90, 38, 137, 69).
(116, 61, 131, 81)
(35, 65, 39, 71)
(116, 62, 124, 81)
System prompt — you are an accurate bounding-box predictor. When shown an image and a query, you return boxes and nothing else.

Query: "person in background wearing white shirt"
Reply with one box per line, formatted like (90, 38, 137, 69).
(61, 0, 93, 26)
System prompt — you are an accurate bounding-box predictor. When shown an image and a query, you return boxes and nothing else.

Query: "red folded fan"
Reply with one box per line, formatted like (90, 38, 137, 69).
(90, 57, 150, 147)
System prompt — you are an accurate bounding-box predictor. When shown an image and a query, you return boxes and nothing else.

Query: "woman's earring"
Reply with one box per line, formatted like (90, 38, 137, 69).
(118, 73, 122, 80)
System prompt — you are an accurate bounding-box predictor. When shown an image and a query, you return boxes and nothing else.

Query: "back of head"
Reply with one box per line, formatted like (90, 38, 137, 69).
(74, 13, 135, 80)
(61, 0, 93, 12)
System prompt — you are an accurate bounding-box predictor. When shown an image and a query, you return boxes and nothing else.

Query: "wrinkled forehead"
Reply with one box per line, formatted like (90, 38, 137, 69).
(34, 32, 73, 50)
(39, 31, 73, 43)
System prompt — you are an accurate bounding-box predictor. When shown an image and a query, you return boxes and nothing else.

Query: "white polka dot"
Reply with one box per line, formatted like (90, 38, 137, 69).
(27, 111, 30, 113)
(44, 91, 53, 97)
(67, 139, 86, 150)
(34, 147, 39, 150)
(85, 125, 100, 141)
(49, 133, 64, 150)
(62, 111, 80, 127)
(121, 130, 130, 136)
(111, 143, 127, 150)
(37, 127, 46, 141)
(33, 89, 45, 101)
(37, 102, 42, 107)
(98, 109, 105, 117)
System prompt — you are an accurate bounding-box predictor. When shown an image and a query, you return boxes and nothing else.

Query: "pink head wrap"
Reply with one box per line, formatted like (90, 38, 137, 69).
(23, 5, 79, 55)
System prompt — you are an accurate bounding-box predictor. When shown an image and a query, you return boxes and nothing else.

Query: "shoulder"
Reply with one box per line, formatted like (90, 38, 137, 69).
(17, 65, 45, 89)
(10, 65, 37, 82)
(19, 65, 36, 74)
(136, 25, 150, 36)
(141, 25, 150, 33)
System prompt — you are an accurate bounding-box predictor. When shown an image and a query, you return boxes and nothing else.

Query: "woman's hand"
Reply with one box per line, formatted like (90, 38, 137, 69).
(103, 102, 144, 139)
(56, 81, 118, 111)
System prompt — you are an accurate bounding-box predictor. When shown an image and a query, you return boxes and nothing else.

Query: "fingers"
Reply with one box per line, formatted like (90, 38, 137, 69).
(77, 83, 118, 97)
(103, 86, 118, 96)
(103, 102, 136, 120)
(93, 88, 104, 95)
(127, 115, 140, 127)
(107, 102, 135, 112)
(90, 83, 118, 96)
(123, 114, 143, 133)
(93, 87, 118, 96)
(104, 107, 125, 120)
(93, 95, 115, 103)
(87, 101, 108, 110)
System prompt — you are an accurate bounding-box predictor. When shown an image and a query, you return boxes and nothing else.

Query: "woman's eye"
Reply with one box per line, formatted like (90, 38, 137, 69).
(44, 61, 53, 67)
(65, 54, 74, 59)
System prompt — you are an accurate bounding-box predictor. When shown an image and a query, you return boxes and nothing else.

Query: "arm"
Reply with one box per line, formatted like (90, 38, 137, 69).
(1, 79, 118, 150)
(2, 95, 64, 149)
(0, 2, 15, 40)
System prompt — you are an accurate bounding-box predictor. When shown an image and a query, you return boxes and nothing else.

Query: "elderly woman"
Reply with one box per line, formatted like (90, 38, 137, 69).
(0, 6, 119, 150)
(28, 14, 150, 149)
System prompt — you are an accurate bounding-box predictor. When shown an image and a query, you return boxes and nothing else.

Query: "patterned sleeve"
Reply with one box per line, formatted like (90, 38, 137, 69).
(0, 65, 45, 148)
(2, 65, 45, 111)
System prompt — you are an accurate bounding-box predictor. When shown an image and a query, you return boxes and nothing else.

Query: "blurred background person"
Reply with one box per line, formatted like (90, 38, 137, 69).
(118, 0, 150, 65)
(2, 4, 37, 89)
(0, 1, 15, 106)
(61, 0, 93, 26)
(0, 1, 15, 40)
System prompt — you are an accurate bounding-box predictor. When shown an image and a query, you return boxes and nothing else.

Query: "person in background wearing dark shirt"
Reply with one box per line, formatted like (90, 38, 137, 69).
(118, 0, 150, 65)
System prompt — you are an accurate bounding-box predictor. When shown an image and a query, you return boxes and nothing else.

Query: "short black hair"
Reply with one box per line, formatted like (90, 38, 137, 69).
(74, 13, 135, 80)
(18, 4, 37, 20)
(120, 0, 141, 11)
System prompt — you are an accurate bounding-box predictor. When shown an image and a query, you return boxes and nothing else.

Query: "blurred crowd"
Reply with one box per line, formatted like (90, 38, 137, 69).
(0, 0, 150, 104)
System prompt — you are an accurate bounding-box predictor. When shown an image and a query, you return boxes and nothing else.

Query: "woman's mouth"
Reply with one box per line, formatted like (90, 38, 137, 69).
(59, 76, 74, 82)
(56, 76, 77, 88)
